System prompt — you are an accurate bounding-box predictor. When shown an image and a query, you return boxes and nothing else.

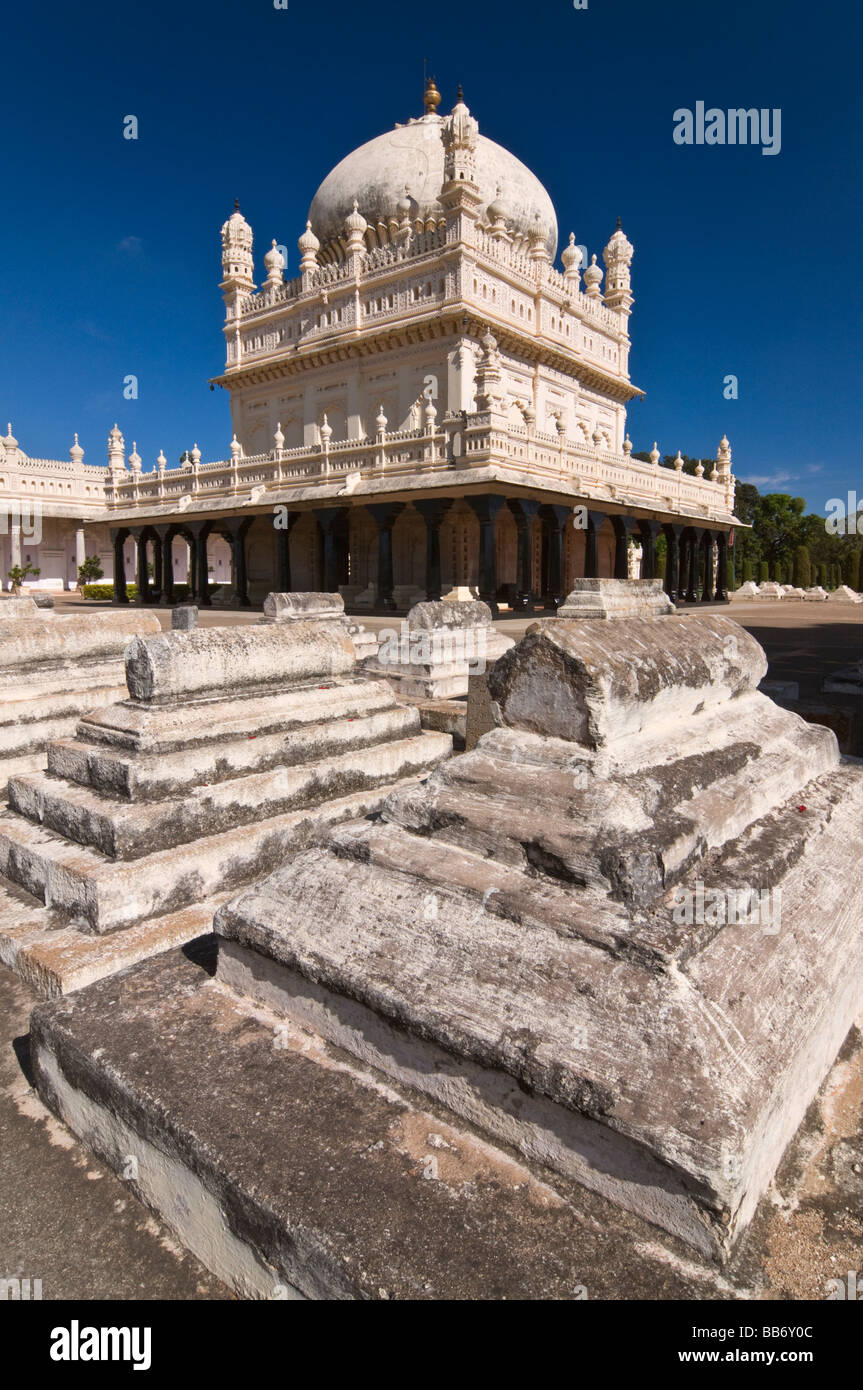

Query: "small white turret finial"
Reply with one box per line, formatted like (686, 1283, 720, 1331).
(583, 253, 603, 299)
(263, 238, 285, 287)
(298, 221, 320, 273)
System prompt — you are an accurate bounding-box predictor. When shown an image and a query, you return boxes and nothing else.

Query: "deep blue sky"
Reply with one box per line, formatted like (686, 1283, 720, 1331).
(2, 0, 859, 513)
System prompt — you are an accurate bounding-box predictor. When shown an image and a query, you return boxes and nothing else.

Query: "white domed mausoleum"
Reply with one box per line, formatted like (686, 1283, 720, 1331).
(4, 82, 740, 608)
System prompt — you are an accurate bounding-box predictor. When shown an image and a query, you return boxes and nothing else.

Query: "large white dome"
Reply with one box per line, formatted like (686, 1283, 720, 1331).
(308, 110, 558, 260)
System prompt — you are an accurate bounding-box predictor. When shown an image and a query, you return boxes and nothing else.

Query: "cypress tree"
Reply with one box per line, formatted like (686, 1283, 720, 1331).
(758, 560, 769, 583)
(743, 559, 753, 582)
(793, 546, 811, 588)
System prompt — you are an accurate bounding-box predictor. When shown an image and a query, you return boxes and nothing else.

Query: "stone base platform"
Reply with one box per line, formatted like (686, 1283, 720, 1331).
(28, 938, 863, 1299)
(557, 578, 675, 619)
(0, 778, 435, 997)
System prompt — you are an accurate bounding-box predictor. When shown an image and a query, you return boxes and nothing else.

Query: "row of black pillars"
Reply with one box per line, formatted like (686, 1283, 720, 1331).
(112, 508, 731, 611)
(661, 525, 729, 605)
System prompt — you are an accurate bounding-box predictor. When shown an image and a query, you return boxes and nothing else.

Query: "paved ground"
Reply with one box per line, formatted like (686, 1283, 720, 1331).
(1, 590, 861, 1300)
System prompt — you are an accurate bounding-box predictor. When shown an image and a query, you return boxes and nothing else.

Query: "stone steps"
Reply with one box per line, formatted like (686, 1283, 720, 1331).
(0, 740, 450, 933)
(8, 728, 444, 860)
(45, 703, 420, 801)
(0, 874, 225, 998)
(73, 676, 398, 755)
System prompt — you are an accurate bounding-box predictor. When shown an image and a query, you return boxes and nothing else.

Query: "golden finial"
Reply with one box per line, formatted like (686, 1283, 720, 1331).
(424, 76, 441, 114)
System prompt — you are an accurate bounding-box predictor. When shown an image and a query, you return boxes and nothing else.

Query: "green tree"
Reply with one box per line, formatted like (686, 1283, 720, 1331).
(7, 562, 40, 594)
(753, 494, 805, 575)
(793, 546, 811, 588)
(77, 555, 104, 588)
(758, 560, 769, 583)
(843, 549, 860, 591)
(743, 560, 754, 583)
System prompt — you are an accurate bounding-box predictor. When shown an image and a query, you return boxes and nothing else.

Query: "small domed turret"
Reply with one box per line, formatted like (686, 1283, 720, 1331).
(263, 239, 285, 286)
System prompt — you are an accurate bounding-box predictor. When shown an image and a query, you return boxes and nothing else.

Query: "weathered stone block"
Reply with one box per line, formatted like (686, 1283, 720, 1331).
(125, 621, 355, 703)
(488, 614, 766, 747)
(557, 578, 675, 619)
(364, 599, 513, 700)
(0, 597, 45, 620)
(171, 605, 198, 630)
(0, 617, 451, 991)
(0, 610, 160, 789)
(262, 591, 345, 623)
(196, 613, 856, 1260)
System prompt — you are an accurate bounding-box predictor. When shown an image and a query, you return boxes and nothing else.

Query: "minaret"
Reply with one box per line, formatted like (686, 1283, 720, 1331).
(439, 86, 482, 241)
(220, 199, 256, 313)
(603, 219, 634, 320)
(107, 423, 126, 477)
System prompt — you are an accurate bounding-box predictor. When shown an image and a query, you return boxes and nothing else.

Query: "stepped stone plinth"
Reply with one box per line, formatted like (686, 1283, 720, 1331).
(557, 577, 675, 619)
(29, 612, 863, 1295)
(211, 613, 859, 1258)
(0, 608, 160, 791)
(0, 615, 450, 994)
(363, 600, 513, 699)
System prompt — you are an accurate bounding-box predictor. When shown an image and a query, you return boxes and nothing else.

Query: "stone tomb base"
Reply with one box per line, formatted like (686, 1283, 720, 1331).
(28, 614, 863, 1290)
(557, 577, 675, 619)
(363, 600, 513, 700)
(0, 618, 450, 995)
(0, 608, 160, 790)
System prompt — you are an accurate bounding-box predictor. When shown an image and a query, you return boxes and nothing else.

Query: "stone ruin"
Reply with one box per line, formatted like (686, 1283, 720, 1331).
(28, 611, 863, 1293)
(360, 599, 515, 750)
(556, 577, 675, 619)
(0, 613, 450, 995)
(0, 604, 160, 791)
(363, 599, 513, 700)
(260, 590, 377, 659)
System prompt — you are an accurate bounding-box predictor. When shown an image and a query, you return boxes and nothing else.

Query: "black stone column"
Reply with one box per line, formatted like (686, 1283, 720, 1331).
(716, 533, 730, 602)
(315, 508, 349, 595)
(131, 528, 151, 606)
(275, 511, 298, 592)
(367, 503, 404, 611)
(685, 529, 702, 603)
(701, 533, 716, 603)
(466, 495, 506, 617)
(110, 529, 129, 605)
(152, 527, 174, 605)
(611, 515, 637, 580)
(224, 517, 253, 607)
(507, 498, 541, 610)
(662, 523, 683, 604)
(188, 521, 213, 607)
(585, 510, 607, 579)
(539, 504, 570, 610)
(638, 520, 662, 580)
(414, 498, 453, 602)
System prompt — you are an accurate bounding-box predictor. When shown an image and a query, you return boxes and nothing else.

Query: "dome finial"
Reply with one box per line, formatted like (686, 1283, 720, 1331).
(234, 197, 240, 212)
(424, 76, 441, 114)
(456, 83, 464, 103)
